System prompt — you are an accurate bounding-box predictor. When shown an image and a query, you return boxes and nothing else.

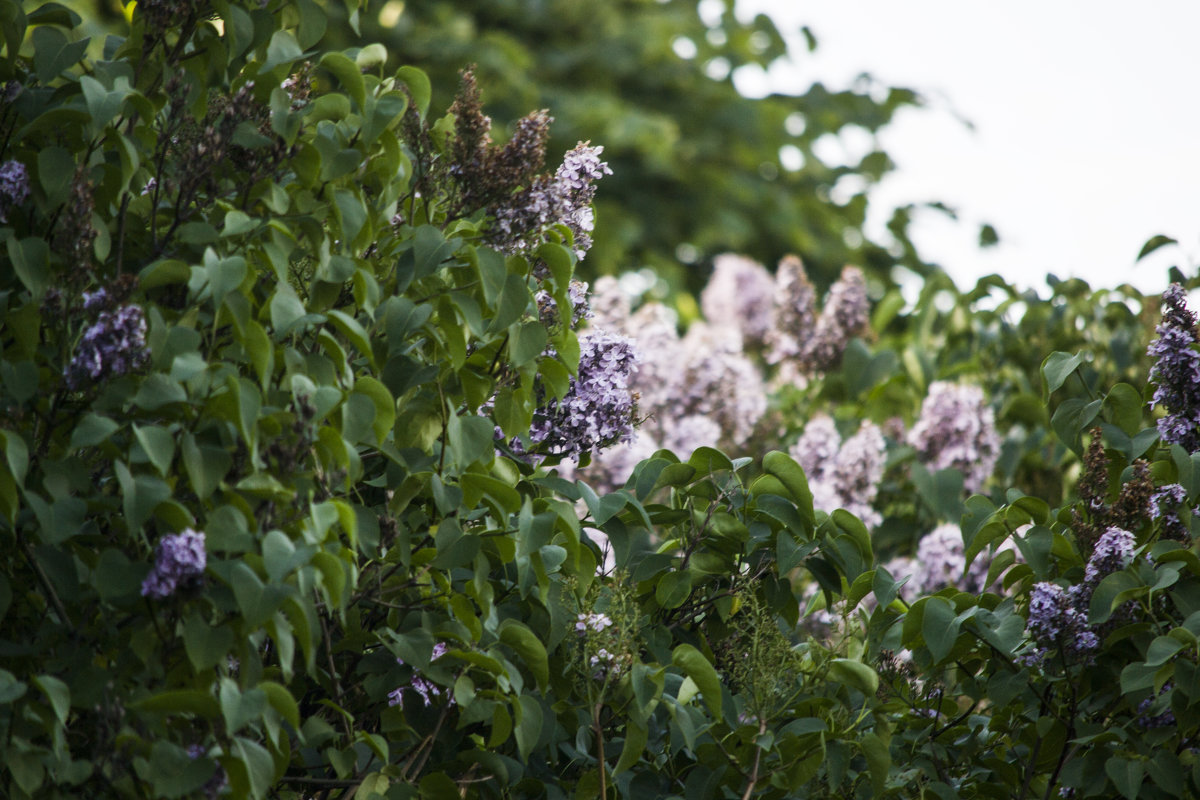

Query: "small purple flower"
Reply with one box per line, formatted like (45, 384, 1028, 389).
(141, 529, 207, 599)
(0, 159, 31, 223)
(576, 612, 613, 634)
(1148, 284, 1200, 452)
(65, 303, 150, 388)
(389, 642, 453, 710)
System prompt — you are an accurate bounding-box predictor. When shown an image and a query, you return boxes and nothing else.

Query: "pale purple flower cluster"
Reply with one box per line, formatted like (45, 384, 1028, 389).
(1151, 483, 1188, 539)
(700, 254, 776, 348)
(576, 612, 614, 633)
(141, 529, 207, 599)
(536, 280, 592, 330)
(804, 266, 871, 372)
(672, 323, 767, 447)
(0, 159, 31, 223)
(65, 304, 150, 389)
(909, 381, 1000, 494)
(890, 525, 1022, 598)
(389, 642, 452, 710)
(791, 416, 885, 529)
(1083, 527, 1136, 587)
(1148, 284, 1200, 452)
(489, 143, 611, 259)
(525, 330, 639, 461)
(765, 255, 817, 366)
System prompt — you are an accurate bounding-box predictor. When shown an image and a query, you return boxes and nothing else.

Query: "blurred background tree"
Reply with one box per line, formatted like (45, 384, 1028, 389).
(321, 0, 936, 293)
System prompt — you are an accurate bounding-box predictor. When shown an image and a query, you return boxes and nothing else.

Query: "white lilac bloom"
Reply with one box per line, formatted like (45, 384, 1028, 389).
(523, 329, 639, 461)
(141, 529, 207, 599)
(909, 381, 1001, 494)
(0, 159, 30, 223)
(766, 255, 818, 366)
(65, 304, 150, 389)
(587, 275, 632, 332)
(700, 253, 776, 348)
(623, 303, 683, 428)
(790, 415, 840, 483)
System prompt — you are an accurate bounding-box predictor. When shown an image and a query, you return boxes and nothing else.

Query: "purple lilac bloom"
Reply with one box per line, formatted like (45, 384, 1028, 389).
(390, 642, 453, 710)
(1137, 684, 1176, 728)
(65, 304, 150, 389)
(790, 415, 841, 483)
(661, 413, 723, 457)
(489, 143, 611, 259)
(1083, 527, 1136, 587)
(909, 381, 1001, 494)
(1025, 581, 1098, 664)
(674, 323, 767, 447)
(536, 280, 591, 330)
(524, 330, 639, 461)
(0, 159, 31, 223)
(700, 254, 776, 348)
(141, 529, 207, 599)
(1148, 284, 1200, 452)
(1151, 483, 1187, 518)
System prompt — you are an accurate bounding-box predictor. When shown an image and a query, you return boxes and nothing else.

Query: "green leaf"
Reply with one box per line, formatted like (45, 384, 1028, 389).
(499, 620, 549, 689)
(614, 717, 648, 776)
(827, 659, 878, 696)
(1104, 383, 1144, 435)
(671, 644, 723, 723)
(33, 674, 70, 724)
(183, 615, 234, 671)
(922, 595, 959, 662)
(220, 679, 267, 735)
(261, 29, 304, 72)
(320, 52, 366, 108)
(861, 732, 890, 796)
(129, 690, 220, 718)
(509, 321, 548, 367)
(654, 570, 692, 609)
(447, 413, 495, 469)
(1137, 234, 1177, 262)
(490, 273, 531, 333)
(1041, 351, 1084, 400)
(762, 450, 815, 524)
(7, 236, 50, 298)
(396, 66, 431, 117)
(514, 695, 543, 760)
(1106, 756, 1144, 800)
(133, 424, 175, 477)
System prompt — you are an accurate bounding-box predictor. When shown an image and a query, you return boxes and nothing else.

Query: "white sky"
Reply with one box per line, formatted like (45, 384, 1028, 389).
(734, 0, 1200, 296)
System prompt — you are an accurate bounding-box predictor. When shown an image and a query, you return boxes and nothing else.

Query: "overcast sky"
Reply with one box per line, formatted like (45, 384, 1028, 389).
(734, 0, 1200, 296)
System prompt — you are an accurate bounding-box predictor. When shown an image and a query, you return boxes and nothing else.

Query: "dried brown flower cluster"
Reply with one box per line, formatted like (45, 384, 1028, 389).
(1072, 428, 1153, 556)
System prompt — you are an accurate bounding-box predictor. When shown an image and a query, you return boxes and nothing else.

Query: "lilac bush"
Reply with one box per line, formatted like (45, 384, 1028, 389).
(141, 529, 207, 599)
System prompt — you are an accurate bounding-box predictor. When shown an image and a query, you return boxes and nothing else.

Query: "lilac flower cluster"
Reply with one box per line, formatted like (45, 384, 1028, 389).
(804, 266, 871, 372)
(672, 323, 768, 447)
(1024, 527, 1140, 666)
(700, 254, 776, 348)
(536, 280, 592, 330)
(141, 529, 207, 599)
(1148, 284, 1200, 452)
(489, 143, 612, 259)
(1151, 483, 1189, 540)
(1137, 684, 1176, 728)
(65, 304, 150, 389)
(0, 159, 30, 223)
(1025, 582, 1098, 663)
(576, 612, 613, 634)
(908, 381, 1001, 494)
(388, 642, 453, 710)
(790, 416, 885, 529)
(765, 255, 817, 366)
(888, 525, 1023, 599)
(524, 330, 639, 461)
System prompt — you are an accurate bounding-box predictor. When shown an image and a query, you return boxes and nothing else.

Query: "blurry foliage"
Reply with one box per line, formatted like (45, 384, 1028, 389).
(311, 0, 932, 293)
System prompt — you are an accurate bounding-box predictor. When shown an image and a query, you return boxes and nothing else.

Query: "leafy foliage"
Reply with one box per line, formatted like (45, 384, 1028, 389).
(2, 2, 1200, 800)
